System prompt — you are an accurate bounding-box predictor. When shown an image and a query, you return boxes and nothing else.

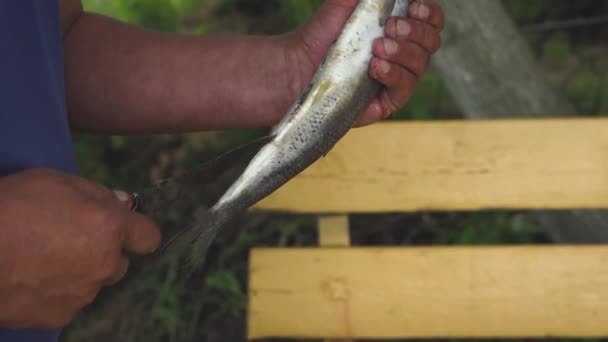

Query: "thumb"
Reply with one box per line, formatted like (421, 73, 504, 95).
(113, 190, 134, 209)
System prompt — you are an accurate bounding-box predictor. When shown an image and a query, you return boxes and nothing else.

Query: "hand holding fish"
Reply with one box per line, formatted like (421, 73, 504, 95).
(290, 0, 444, 125)
(153, 0, 445, 270)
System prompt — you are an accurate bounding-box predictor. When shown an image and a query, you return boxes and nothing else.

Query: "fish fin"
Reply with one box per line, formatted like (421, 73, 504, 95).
(140, 134, 275, 217)
(163, 207, 235, 275)
(148, 135, 275, 272)
(181, 134, 275, 184)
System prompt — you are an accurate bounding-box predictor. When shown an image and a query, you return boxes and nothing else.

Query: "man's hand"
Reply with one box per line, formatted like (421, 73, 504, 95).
(0, 169, 160, 328)
(290, 0, 444, 126)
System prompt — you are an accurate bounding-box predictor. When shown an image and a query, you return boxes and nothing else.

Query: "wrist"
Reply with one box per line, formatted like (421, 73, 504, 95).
(283, 31, 312, 94)
(272, 30, 316, 124)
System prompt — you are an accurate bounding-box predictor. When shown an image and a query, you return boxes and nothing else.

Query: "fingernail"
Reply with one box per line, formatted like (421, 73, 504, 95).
(383, 39, 398, 55)
(397, 20, 411, 37)
(113, 190, 130, 202)
(379, 60, 391, 74)
(416, 2, 430, 19)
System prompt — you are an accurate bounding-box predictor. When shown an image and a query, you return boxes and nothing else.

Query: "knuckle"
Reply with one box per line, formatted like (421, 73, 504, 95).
(415, 56, 426, 76)
(406, 48, 427, 78)
(435, 6, 445, 28)
(412, 19, 425, 40)
(421, 54, 431, 74)
(89, 239, 122, 281)
(422, 25, 434, 49)
(434, 34, 442, 52)
(147, 225, 162, 252)
(85, 204, 123, 235)
(82, 289, 99, 305)
(400, 69, 417, 95)
(24, 168, 63, 189)
(430, 31, 441, 53)
(95, 252, 121, 281)
(86, 181, 116, 201)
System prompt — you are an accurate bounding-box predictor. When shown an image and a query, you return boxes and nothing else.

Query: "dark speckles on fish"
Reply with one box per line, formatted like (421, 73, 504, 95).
(175, 0, 411, 270)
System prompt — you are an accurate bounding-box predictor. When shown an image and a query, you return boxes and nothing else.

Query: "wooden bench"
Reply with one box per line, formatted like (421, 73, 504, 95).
(248, 119, 608, 340)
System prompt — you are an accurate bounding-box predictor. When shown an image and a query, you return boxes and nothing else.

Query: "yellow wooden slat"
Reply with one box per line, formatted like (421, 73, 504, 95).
(248, 246, 608, 339)
(253, 118, 608, 213)
(318, 215, 351, 247)
(317, 216, 352, 342)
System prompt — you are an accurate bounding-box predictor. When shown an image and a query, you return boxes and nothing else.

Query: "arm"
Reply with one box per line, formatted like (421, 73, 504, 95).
(63, 11, 298, 134)
(62, 0, 444, 134)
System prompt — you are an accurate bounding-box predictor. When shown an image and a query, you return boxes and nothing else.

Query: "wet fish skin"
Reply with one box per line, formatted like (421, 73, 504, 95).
(180, 0, 411, 268)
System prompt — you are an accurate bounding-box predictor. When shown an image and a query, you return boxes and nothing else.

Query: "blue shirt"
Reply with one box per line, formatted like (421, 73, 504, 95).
(0, 1, 77, 341)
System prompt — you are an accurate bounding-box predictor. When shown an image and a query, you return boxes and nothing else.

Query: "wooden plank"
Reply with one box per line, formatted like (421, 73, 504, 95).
(248, 246, 608, 339)
(317, 216, 353, 342)
(253, 119, 608, 213)
(318, 215, 350, 247)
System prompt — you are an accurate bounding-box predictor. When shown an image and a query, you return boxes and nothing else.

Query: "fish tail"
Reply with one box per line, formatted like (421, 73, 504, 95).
(186, 208, 230, 271)
(162, 207, 231, 275)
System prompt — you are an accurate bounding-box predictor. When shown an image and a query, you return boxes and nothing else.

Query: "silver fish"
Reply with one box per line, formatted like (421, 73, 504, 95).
(176, 0, 411, 268)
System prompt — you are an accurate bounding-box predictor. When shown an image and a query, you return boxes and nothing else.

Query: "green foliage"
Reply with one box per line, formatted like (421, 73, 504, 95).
(84, 0, 208, 31)
(567, 69, 603, 113)
(113, 0, 179, 31)
(503, 0, 546, 22)
(542, 32, 572, 68)
(205, 271, 246, 317)
(503, 0, 607, 22)
(280, 0, 323, 27)
(438, 212, 536, 245)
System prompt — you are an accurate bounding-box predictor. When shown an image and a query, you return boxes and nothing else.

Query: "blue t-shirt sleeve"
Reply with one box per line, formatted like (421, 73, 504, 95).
(0, 331, 60, 342)
(0, 1, 78, 341)
(0, 1, 77, 176)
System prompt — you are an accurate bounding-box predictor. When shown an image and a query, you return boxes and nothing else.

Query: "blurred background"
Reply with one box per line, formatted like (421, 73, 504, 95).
(63, 0, 608, 341)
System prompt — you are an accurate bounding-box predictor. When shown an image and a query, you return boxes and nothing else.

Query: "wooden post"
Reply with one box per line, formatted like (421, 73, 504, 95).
(318, 215, 352, 342)
(318, 215, 350, 247)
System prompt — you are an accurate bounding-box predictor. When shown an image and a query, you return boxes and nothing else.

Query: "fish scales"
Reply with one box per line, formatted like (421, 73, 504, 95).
(181, 0, 411, 268)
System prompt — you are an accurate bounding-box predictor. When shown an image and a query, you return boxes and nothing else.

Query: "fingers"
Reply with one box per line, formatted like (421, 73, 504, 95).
(98, 212, 159, 287)
(362, 56, 411, 126)
(360, 0, 444, 124)
(122, 212, 161, 256)
(385, 17, 441, 54)
(409, 0, 445, 32)
(112, 189, 132, 204)
(64, 173, 117, 203)
(368, 56, 417, 118)
(373, 37, 430, 79)
(104, 255, 130, 286)
(357, 100, 384, 127)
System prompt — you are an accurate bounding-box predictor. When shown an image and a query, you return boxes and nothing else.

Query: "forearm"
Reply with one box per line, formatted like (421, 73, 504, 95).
(63, 13, 301, 134)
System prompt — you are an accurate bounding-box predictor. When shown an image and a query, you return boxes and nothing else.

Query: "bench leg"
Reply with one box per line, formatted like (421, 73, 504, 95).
(318, 215, 353, 342)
